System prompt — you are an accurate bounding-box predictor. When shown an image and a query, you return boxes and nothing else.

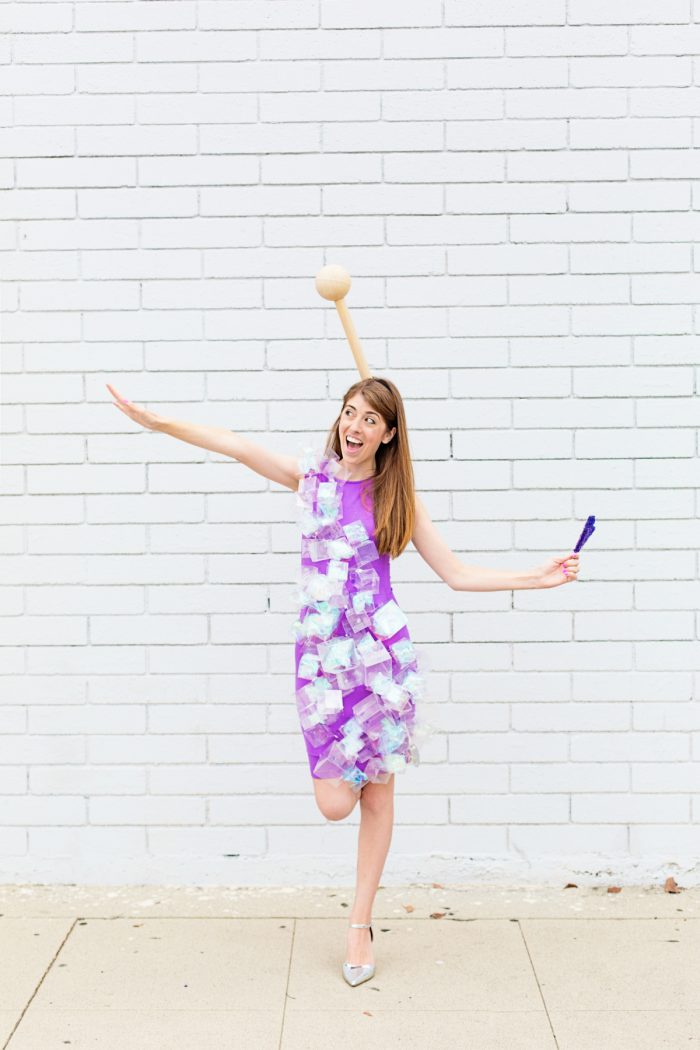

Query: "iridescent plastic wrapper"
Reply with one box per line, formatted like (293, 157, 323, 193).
(292, 446, 438, 791)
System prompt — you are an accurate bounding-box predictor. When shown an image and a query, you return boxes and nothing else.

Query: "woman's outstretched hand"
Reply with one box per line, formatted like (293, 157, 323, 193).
(106, 383, 163, 432)
(531, 552, 580, 588)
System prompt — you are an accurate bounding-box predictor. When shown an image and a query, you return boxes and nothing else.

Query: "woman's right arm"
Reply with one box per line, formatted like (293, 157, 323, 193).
(106, 383, 301, 491)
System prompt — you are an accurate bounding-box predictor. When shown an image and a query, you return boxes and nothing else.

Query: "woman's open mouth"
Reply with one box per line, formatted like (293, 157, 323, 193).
(345, 436, 363, 455)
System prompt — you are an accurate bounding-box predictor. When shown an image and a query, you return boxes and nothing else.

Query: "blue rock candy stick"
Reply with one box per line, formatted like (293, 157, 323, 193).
(573, 515, 596, 553)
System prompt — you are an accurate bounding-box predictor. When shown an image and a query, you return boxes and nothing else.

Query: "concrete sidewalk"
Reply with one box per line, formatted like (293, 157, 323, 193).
(1, 882, 698, 1049)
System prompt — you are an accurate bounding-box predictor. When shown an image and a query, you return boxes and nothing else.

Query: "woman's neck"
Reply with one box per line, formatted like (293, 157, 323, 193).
(340, 460, 375, 482)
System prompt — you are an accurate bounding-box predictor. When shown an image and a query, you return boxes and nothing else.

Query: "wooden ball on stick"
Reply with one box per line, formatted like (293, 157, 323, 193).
(314, 264, 371, 380)
(315, 264, 352, 302)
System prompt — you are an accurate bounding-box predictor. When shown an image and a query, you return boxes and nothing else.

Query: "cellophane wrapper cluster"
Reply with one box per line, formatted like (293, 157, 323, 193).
(292, 446, 438, 792)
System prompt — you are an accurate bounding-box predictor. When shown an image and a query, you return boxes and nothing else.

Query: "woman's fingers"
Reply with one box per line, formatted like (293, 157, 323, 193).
(106, 386, 161, 432)
(106, 382, 130, 405)
(562, 553, 580, 579)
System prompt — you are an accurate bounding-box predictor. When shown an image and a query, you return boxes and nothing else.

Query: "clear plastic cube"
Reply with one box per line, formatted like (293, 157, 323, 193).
(371, 599, 408, 639)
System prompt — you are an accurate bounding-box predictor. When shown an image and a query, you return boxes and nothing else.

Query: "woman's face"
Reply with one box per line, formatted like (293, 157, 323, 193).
(338, 392, 396, 473)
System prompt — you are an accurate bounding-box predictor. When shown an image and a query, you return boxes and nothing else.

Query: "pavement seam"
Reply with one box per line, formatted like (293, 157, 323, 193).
(3, 917, 80, 1050)
(279, 916, 297, 1050)
(517, 918, 561, 1050)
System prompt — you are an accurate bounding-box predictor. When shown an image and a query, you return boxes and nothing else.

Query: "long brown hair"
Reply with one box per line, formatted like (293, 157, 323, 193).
(325, 377, 415, 560)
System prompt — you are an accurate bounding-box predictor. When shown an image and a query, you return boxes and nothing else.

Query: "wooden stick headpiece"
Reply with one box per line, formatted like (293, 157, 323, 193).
(314, 264, 372, 380)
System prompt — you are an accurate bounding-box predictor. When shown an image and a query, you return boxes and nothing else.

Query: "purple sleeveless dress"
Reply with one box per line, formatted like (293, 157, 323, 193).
(293, 448, 431, 790)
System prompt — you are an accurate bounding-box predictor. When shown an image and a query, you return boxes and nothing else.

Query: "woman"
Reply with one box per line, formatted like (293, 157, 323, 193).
(106, 375, 580, 987)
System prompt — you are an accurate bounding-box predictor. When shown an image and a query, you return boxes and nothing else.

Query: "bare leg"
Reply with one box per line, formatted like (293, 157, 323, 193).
(310, 773, 395, 965)
(346, 774, 395, 965)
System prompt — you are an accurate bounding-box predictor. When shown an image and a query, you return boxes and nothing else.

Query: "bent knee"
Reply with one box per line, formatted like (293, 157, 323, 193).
(312, 778, 359, 821)
(318, 799, 356, 821)
(323, 806, 350, 822)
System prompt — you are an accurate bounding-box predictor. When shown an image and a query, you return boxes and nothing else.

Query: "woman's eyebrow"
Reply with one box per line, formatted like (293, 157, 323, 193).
(345, 403, 376, 416)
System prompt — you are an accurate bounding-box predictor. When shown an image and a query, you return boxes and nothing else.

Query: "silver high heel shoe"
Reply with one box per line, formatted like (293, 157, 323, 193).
(342, 921, 375, 987)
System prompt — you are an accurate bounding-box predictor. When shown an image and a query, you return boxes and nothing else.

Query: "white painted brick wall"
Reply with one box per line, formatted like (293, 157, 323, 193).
(1, 1, 699, 886)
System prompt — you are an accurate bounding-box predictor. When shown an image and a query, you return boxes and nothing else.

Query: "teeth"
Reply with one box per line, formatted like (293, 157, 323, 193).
(347, 438, 362, 446)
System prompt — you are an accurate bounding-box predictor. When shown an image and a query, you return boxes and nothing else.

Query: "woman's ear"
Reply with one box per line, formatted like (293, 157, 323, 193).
(383, 427, 397, 444)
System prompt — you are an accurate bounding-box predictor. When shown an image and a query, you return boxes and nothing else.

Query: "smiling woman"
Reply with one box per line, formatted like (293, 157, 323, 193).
(324, 377, 416, 561)
(293, 442, 432, 791)
(294, 377, 429, 794)
(339, 396, 391, 468)
(105, 368, 580, 988)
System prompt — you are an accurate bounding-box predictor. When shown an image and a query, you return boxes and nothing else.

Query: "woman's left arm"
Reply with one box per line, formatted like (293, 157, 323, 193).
(411, 495, 580, 592)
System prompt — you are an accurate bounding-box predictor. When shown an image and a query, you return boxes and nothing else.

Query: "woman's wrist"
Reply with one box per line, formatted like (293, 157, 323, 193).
(451, 563, 540, 592)
(522, 568, 540, 590)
